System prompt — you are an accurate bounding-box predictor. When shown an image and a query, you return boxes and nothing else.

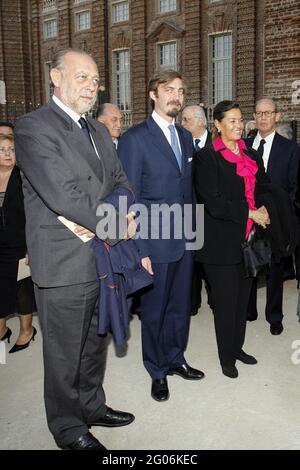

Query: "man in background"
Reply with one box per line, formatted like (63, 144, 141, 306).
(181, 104, 212, 315)
(96, 103, 123, 148)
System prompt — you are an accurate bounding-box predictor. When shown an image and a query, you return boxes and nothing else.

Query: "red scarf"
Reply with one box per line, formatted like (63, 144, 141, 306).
(212, 137, 258, 238)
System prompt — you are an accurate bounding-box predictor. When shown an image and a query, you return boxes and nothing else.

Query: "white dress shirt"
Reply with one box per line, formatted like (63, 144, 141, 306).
(252, 130, 276, 170)
(52, 95, 100, 158)
(152, 110, 182, 153)
(193, 129, 208, 149)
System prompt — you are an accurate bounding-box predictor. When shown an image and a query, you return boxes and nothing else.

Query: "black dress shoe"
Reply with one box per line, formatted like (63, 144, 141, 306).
(0, 327, 12, 343)
(237, 350, 258, 365)
(270, 322, 283, 335)
(221, 365, 238, 378)
(168, 363, 205, 380)
(88, 407, 135, 427)
(63, 432, 106, 450)
(151, 378, 169, 402)
(9, 327, 37, 353)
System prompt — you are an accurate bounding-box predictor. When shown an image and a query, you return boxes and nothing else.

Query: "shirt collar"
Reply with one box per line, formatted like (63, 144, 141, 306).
(152, 110, 175, 130)
(256, 130, 276, 144)
(52, 95, 85, 127)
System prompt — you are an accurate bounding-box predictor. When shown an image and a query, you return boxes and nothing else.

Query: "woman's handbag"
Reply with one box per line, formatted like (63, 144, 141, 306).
(241, 228, 272, 277)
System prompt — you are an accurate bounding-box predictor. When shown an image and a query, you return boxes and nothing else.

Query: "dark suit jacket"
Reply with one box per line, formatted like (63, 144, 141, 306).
(194, 144, 270, 265)
(118, 116, 194, 263)
(246, 132, 299, 199)
(0, 166, 26, 260)
(15, 99, 132, 287)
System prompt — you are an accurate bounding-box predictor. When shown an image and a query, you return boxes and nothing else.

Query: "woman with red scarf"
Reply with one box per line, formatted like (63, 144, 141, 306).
(194, 101, 270, 378)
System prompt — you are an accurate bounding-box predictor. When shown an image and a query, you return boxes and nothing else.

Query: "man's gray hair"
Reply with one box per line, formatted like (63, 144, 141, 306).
(183, 105, 207, 128)
(51, 48, 95, 71)
(255, 97, 279, 113)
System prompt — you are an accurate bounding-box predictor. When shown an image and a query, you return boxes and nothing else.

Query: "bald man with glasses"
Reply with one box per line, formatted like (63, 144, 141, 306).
(246, 98, 300, 335)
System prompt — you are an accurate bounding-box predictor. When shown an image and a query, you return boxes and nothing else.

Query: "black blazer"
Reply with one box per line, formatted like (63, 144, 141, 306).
(246, 132, 299, 199)
(194, 144, 269, 265)
(0, 166, 26, 259)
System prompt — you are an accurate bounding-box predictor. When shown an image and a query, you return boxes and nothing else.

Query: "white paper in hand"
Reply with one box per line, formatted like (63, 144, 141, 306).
(57, 216, 92, 243)
(17, 258, 31, 281)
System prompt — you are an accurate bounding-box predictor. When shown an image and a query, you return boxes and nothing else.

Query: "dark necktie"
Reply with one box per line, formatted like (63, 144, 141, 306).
(194, 138, 201, 151)
(256, 138, 266, 158)
(78, 117, 94, 147)
(168, 124, 182, 171)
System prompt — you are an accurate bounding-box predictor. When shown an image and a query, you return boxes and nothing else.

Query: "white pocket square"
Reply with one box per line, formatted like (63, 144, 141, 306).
(188, 157, 193, 162)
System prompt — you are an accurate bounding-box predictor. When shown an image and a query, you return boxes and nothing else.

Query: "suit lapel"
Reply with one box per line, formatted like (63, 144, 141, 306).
(48, 100, 103, 181)
(267, 132, 279, 175)
(146, 117, 181, 173)
(175, 123, 187, 175)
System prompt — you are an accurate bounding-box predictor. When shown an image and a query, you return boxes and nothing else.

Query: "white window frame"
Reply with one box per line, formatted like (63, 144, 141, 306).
(210, 33, 232, 105)
(44, 62, 53, 101)
(158, 41, 177, 70)
(113, 49, 131, 112)
(75, 10, 91, 32)
(158, 0, 177, 14)
(112, 1, 129, 23)
(43, 18, 57, 39)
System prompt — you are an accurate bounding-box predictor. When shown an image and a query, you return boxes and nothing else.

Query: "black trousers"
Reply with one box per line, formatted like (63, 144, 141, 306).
(204, 263, 252, 368)
(34, 281, 108, 448)
(191, 261, 213, 311)
(247, 256, 284, 324)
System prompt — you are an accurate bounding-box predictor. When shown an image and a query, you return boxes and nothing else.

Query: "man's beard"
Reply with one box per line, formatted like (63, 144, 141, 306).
(166, 107, 180, 118)
(166, 101, 181, 118)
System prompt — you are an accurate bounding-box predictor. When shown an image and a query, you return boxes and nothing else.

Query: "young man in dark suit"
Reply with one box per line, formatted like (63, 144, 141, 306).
(118, 70, 205, 402)
(246, 98, 300, 335)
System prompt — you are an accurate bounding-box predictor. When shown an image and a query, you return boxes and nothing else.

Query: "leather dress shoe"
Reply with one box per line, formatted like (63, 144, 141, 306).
(221, 365, 238, 378)
(168, 363, 205, 380)
(270, 322, 283, 335)
(88, 407, 135, 427)
(237, 350, 257, 365)
(151, 378, 169, 402)
(63, 432, 106, 450)
(9, 327, 37, 354)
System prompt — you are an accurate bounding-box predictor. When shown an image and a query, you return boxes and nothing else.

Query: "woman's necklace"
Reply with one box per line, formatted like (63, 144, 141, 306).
(231, 143, 240, 155)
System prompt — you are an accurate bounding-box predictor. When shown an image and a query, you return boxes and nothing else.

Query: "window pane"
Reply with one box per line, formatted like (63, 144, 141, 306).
(159, 42, 177, 69)
(76, 11, 90, 31)
(114, 50, 131, 111)
(159, 0, 176, 13)
(44, 19, 57, 38)
(112, 1, 129, 22)
(211, 34, 232, 104)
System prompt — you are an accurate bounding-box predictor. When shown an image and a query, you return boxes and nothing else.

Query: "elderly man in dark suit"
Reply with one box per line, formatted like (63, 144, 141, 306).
(15, 48, 136, 450)
(118, 70, 205, 402)
(246, 97, 299, 335)
(181, 104, 212, 315)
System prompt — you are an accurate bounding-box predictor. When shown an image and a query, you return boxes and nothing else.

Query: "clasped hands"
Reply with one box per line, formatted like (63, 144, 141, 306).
(249, 205, 270, 229)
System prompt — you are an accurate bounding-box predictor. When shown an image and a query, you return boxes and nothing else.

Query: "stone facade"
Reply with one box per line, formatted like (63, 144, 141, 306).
(0, 0, 299, 139)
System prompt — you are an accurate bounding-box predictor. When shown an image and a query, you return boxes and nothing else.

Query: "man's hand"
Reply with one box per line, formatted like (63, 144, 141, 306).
(124, 211, 137, 240)
(141, 257, 154, 275)
(74, 225, 95, 238)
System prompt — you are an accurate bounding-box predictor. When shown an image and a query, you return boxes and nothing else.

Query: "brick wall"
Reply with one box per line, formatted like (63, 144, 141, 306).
(0, 0, 298, 140)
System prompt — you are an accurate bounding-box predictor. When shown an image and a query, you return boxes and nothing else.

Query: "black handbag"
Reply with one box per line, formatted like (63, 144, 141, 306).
(241, 228, 272, 278)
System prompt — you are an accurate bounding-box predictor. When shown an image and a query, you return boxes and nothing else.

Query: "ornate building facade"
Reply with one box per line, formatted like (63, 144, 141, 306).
(0, 0, 299, 137)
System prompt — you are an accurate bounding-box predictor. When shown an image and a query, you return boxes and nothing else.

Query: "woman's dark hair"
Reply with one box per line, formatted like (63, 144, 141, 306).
(212, 100, 241, 140)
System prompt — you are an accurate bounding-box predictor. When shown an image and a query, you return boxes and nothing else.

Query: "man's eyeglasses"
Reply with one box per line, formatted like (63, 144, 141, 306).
(0, 147, 15, 154)
(255, 111, 276, 118)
